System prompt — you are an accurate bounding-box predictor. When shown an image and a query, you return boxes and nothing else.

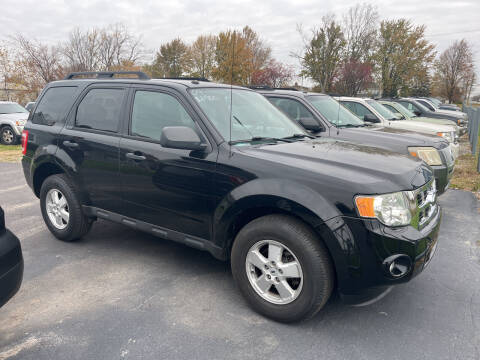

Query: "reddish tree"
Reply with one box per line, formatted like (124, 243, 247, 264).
(251, 59, 294, 87)
(334, 60, 372, 96)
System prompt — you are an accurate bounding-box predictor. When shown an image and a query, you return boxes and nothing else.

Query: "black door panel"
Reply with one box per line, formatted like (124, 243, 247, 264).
(119, 138, 216, 239)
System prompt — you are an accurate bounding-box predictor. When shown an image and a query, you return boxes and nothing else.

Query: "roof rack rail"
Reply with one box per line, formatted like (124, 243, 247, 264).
(64, 71, 150, 80)
(273, 87, 299, 91)
(247, 85, 273, 90)
(163, 77, 210, 82)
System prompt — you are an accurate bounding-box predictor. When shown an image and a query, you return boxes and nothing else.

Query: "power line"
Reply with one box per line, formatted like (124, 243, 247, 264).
(427, 29, 480, 37)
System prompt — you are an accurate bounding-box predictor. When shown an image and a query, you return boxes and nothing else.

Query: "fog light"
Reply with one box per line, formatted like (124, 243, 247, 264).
(383, 254, 412, 278)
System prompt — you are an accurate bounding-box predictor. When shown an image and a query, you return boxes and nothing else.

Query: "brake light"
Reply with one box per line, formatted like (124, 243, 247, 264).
(21, 130, 29, 155)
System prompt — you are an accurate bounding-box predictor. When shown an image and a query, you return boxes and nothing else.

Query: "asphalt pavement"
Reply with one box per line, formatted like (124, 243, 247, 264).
(0, 161, 479, 360)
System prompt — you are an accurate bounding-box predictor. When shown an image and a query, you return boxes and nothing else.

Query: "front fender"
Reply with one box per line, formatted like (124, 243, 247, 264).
(213, 178, 343, 249)
(212, 179, 362, 285)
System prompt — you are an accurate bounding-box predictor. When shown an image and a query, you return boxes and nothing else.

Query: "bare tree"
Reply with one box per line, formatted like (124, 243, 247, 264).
(434, 39, 475, 103)
(63, 25, 143, 72)
(14, 34, 63, 84)
(98, 24, 143, 70)
(342, 3, 378, 62)
(242, 26, 272, 84)
(63, 28, 101, 71)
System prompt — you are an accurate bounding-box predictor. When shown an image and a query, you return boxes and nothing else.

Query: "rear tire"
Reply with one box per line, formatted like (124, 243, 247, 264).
(1, 126, 17, 145)
(40, 174, 92, 242)
(231, 214, 334, 323)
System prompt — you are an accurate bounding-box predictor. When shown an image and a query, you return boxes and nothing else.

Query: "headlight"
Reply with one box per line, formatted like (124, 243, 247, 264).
(436, 131, 454, 143)
(355, 192, 412, 226)
(15, 120, 26, 126)
(408, 147, 443, 166)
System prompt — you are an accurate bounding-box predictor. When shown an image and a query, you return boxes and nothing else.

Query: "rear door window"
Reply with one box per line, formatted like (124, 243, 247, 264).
(32, 86, 77, 125)
(76, 88, 125, 133)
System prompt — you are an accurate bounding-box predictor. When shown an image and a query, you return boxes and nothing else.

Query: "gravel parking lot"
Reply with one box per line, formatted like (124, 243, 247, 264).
(0, 161, 479, 360)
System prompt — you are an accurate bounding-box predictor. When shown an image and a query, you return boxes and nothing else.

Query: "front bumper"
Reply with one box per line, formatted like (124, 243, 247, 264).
(13, 125, 24, 136)
(326, 205, 441, 301)
(431, 163, 454, 194)
(0, 228, 24, 308)
(450, 142, 460, 159)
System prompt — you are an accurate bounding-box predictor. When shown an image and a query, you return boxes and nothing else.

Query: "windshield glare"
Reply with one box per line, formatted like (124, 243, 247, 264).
(366, 100, 399, 120)
(0, 103, 28, 114)
(307, 95, 364, 127)
(392, 102, 416, 118)
(190, 88, 305, 143)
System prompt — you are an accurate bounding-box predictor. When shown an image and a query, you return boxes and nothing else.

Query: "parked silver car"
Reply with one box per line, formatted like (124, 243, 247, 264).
(0, 101, 29, 145)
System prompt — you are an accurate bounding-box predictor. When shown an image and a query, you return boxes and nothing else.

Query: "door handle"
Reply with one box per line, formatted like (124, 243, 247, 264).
(63, 140, 79, 148)
(126, 152, 146, 161)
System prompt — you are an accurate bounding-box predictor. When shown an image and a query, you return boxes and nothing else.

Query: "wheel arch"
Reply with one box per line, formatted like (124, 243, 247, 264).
(213, 178, 344, 260)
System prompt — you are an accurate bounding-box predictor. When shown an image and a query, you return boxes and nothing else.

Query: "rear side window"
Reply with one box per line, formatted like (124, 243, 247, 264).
(268, 97, 315, 122)
(130, 90, 196, 141)
(76, 88, 125, 133)
(399, 101, 417, 112)
(32, 86, 77, 125)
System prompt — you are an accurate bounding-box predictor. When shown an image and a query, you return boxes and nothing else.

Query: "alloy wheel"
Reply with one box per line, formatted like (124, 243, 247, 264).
(46, 189, 70, 230)
(245, 240, 303, 305)
(2, 128, 14, 144)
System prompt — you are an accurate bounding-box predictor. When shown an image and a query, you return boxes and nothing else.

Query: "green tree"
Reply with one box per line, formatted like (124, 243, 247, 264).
(212, 30, 252, 85)
(150, 38, 191, 78)
(297, 16, 346, 93)
(374, 19, 435, 97)
(189, 35, 216, 79)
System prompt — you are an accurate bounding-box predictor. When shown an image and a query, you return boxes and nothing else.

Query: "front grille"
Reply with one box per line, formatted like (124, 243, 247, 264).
(410, 179, 437, 229)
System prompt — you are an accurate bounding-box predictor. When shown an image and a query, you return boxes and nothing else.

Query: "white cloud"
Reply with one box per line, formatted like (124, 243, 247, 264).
(1, 0, 479, 90)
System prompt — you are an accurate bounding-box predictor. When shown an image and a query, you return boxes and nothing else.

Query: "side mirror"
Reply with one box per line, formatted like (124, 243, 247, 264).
(364, 114, 380, 123)
(395, 113, 405, 120)
(298, 117, 324, 132)
(413, 110, 421, 116)
(160, 126, 206, 151)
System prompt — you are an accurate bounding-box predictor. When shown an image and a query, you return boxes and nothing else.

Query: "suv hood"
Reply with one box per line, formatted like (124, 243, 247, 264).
(386, 119, 455, 134)
(334, 125, 448, 152)
(237, 138, 432, 194)
(0, 112, 29, 122)
(414, 116, 459, 128)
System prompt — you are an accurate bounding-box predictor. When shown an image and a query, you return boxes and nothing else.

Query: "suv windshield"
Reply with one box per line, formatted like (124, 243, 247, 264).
(0, 103, 28, 114)
(307, 95, 364, 127)
(190, 88, 305, 144)
(393, 102, 417, 118)
(366, 100, 399, 120)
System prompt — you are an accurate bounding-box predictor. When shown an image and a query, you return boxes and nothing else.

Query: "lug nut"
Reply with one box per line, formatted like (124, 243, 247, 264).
(271, 261, 276, 266)
(278, 269, 283, 274)
(264, 265, 269, 270)
(267, 274, 271, 279)
(275, 277, 279, 282)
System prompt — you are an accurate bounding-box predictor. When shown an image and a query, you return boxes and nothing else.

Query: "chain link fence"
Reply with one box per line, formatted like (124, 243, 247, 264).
(463, 103, 480, 172)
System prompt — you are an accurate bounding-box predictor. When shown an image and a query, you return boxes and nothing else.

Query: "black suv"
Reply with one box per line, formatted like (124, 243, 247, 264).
(253, 88, 454, 194)
(22, 72, 441, 322)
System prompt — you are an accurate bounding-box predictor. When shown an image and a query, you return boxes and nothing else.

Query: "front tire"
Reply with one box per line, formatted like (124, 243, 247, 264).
(231, 214, 334, 323)
(1, 126, 17, 145)
(40, 174, 92, 242)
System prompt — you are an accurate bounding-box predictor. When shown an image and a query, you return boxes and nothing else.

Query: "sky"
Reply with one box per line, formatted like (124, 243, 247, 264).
(1, 0, 479, 93)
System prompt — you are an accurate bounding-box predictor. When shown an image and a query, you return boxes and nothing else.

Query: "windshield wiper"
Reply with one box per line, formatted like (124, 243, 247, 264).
(229, 136, 292, 145)
(337, 124, 364, 128)
(281, 133, 315, 140)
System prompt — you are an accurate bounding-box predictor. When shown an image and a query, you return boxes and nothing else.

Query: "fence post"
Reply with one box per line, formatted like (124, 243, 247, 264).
(467, 107, 473, 142)
(472, 108, 479, 155)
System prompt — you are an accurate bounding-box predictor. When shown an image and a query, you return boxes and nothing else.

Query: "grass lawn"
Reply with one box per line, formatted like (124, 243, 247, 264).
(450, 134, 480, 196)
(0, 144, 22, 162)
